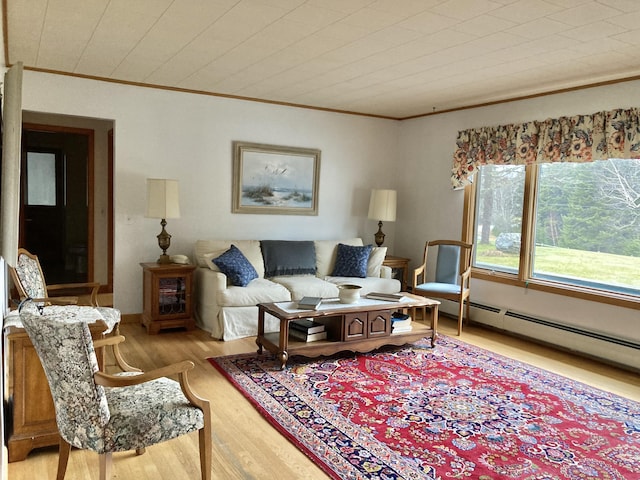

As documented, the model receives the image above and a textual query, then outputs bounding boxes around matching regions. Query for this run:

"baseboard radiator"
[454,301,640,369]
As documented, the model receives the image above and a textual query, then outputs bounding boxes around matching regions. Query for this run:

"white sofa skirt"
[219,306,281,342]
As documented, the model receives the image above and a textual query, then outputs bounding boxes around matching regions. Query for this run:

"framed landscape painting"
[232,141,321,215]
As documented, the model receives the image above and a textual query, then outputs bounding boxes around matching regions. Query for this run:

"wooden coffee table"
[256,293,440,369]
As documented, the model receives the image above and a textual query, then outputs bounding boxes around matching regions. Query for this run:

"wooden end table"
[383,255,410,291]
[256,293,439,369]
[140,262,196,334]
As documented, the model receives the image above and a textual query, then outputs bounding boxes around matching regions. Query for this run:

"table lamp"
[368,189,397,247]
[146,178,180,264]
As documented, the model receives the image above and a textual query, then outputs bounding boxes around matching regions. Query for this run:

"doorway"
[20,124,94,285]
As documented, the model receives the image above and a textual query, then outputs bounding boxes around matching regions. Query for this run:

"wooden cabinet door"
[343,310,391,341]
[8,334,58,462]
[344,313,366,341]
[368,311,391,337]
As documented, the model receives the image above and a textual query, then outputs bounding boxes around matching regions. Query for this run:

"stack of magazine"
[289,318,327,342]
[366,292,406,302]
[391,312,412,333]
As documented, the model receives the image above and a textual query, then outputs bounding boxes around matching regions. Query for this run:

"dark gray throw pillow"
[261,240,316,277]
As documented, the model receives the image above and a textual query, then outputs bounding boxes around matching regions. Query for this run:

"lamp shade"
[145,179,180,219]
[368,189,396,222]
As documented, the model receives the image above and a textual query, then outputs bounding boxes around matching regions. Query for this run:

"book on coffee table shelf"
[366,292,406,302]
[297,296,323,310]
[289,328,328,342]
[391,312,412,333]
[290,318,325,334]
[391,325,413,334]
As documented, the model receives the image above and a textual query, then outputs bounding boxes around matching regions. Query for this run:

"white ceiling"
[5,0,640,119]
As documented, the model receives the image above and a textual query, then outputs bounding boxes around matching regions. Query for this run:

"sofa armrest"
[196,267,228,291]
[194,268,229,338]
[379,265,392,279]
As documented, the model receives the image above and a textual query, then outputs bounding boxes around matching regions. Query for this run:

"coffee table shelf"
[256,293,439,369]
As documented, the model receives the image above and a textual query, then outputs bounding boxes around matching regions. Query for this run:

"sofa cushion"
[196,240,265,278]
[212,245,259,287]
[202,252,219,270]
[314,238,363,277]
[261,240,316,277]
[218,278,291,307]
[270,275,340,301]
[331,244,373,278]
[367,246,387,277]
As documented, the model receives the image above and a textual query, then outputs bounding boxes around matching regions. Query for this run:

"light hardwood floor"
[8,316,640,480]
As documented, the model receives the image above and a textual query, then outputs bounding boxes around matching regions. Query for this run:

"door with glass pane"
[20,127,90,285]
[22,149,67,276]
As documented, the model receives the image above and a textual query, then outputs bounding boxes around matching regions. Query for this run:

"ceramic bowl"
[338,284,362,304]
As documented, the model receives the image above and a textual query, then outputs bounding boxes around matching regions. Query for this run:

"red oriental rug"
[208,336,640,479]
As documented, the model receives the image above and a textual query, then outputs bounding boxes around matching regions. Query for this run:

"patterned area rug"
[208,336,640,479]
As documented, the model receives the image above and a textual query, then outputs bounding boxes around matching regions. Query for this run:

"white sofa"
[193,238,401,340]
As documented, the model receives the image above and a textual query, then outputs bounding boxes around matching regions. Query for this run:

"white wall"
[397,79,640,354]
[21,71,400,314]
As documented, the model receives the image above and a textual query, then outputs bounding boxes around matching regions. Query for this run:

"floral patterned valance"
[451,107,640,188]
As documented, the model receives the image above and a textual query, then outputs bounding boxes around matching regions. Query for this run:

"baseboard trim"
[121,313,141,324]
[464,317,640,375]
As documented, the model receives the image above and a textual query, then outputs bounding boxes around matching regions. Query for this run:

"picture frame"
[232,141,321,215]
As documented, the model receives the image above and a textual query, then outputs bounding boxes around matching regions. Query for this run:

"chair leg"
[56,438,71,480]
[199,423,212,480]
[136,447,146,455]
[465,297,470,327]
[99,452,113,480]
[457,300,464,336]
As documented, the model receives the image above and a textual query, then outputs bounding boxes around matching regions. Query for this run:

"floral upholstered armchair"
[19,306,212,480]
[10,248,101,306]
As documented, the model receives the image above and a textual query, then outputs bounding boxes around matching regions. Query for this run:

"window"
[470,159,640,304]
[473,164,524,274]
[26,151,57,206]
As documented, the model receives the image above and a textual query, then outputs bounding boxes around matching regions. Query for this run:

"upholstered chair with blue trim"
[19,307,212,480]
[10,248,101,306]
[412,240,473,335]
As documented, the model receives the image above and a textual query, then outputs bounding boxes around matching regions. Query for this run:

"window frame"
[462,163,640,311]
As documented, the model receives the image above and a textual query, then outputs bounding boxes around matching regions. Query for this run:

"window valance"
[451,107,640,188]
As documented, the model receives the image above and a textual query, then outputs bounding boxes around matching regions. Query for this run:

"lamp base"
[157,254,171,264]
[156,218,172,264]
[374,221,386,247]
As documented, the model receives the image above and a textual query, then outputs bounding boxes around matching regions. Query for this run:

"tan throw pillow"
[314,238,363,277]
[202,251,225,272]
[367,246,387,277]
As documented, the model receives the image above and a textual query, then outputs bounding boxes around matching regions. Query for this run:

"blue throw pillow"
[212,245,258,287]
[331,244,373,278]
